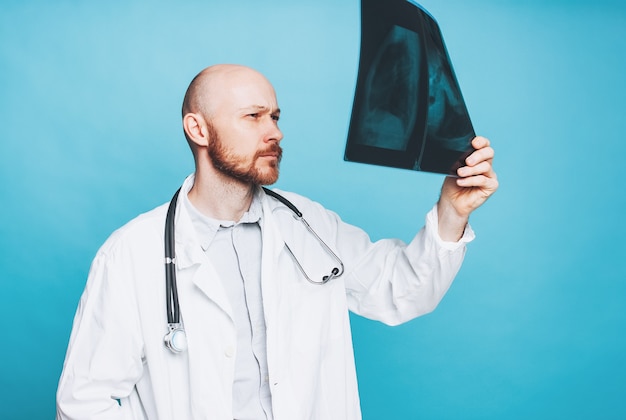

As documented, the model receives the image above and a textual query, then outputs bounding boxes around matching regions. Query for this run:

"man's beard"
[208,125,282,186]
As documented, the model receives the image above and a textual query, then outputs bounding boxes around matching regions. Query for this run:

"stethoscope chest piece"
[164,324,188,353]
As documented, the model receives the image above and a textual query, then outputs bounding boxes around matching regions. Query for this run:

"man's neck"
[188,172,256,222]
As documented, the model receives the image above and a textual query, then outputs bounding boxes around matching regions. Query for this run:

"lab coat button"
[224,346,235,358]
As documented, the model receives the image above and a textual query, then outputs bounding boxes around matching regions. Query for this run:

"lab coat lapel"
[260,196,286,331]
[173,180,234,322]
[260,192,302,418]
[173,181,235,417]
[261,193,295,419]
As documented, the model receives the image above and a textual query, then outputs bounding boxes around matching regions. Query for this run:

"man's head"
[182,64,283,186]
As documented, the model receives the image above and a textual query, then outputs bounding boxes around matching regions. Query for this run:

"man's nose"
[265,119,283,143]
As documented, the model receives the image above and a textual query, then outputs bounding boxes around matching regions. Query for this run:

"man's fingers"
[457,161,492,178]
[472,136,490,149]
[466,145,495,167]
[456,173,499,192]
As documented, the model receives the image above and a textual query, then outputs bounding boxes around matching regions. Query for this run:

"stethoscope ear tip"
[322,267,342,283]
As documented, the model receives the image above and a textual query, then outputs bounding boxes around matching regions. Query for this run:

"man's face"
[206,70,284,186]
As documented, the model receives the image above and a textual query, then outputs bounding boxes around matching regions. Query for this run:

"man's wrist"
[437,199,469,242]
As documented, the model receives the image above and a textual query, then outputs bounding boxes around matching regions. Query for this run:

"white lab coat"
[56,174,473,419]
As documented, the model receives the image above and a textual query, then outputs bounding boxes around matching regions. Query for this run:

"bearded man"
[56,64,498,419]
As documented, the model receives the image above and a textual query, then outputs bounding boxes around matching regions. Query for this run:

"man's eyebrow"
[241,105,281,115]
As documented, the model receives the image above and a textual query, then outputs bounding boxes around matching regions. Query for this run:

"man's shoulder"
[97,202,169,257]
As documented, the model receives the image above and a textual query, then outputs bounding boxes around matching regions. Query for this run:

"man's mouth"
[258,144,283,161]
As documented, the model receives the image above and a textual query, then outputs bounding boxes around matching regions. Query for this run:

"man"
[57,64,497,419]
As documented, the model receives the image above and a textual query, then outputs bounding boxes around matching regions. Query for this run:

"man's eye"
[272,115,280,122]
[248,113,259,118]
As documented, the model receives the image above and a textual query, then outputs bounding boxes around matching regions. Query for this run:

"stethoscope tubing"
[164,188,182,325]
[163,185,344,353]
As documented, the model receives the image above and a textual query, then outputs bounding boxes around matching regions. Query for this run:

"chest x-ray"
[344,0,475,176]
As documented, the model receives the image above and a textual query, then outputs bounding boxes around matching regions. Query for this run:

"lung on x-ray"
[344,0,475,175]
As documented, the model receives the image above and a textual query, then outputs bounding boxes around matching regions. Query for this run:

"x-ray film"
[344,0,475,175]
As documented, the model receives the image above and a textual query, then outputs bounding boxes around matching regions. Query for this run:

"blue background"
[1,0,625,418]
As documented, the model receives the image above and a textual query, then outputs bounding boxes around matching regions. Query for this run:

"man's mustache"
[257,143,283,162]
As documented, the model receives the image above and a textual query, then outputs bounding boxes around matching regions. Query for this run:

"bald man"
[57,64,497,419]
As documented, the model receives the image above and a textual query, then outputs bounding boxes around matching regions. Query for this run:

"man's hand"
[437,136,498,241]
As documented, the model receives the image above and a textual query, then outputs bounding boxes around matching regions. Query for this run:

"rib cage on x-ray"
[357,26,421,152]
[345,0,475,175]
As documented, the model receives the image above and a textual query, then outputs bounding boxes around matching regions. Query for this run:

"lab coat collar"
[172,174,206,270]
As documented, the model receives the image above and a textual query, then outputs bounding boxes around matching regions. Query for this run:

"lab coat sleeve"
[340,204,474,325]
[56,236,145,419]
[273,189,474,326]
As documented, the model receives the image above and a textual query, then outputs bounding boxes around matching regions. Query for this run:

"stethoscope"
[163,186,345,353]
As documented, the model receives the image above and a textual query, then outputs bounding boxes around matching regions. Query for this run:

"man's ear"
[183,113,210,148]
